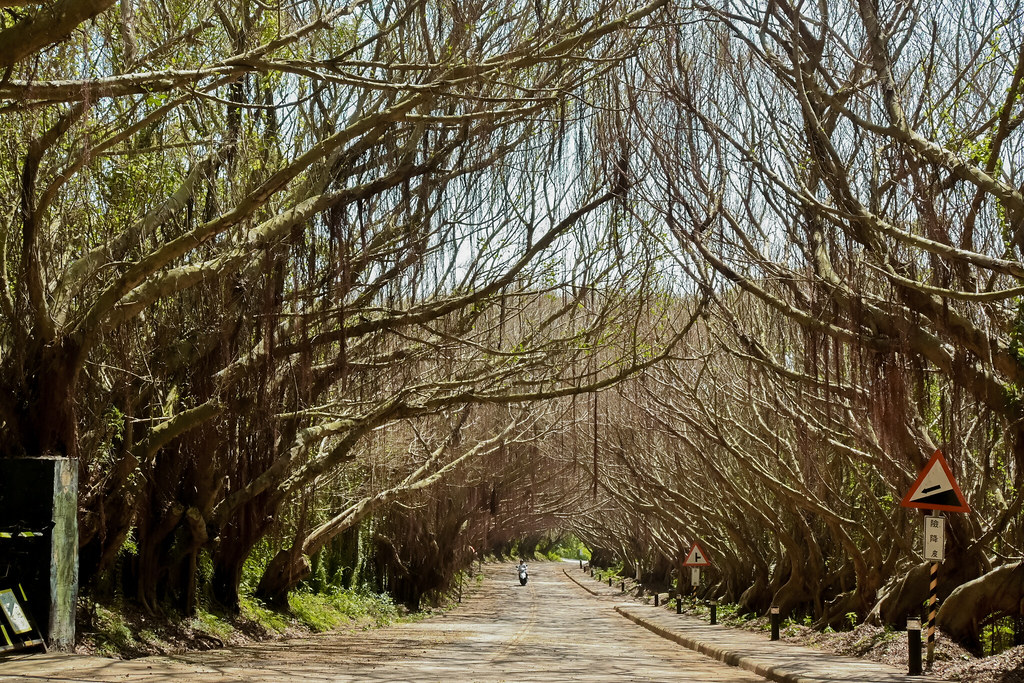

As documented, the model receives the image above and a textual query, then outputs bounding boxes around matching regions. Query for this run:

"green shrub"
[89,603,137,657]
[240,539,276,594]
[191,609,233,640]
[288,587,398,632]
[239,594,292,633]
[547,534,591,561]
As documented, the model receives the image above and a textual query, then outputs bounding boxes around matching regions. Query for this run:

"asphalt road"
[1,562,768,682]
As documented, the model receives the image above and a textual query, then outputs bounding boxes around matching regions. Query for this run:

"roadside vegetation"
[79,558,404,658]
[544,536,592,562]
[79,587,401,659]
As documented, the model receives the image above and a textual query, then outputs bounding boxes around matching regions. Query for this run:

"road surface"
[2,562,767,682]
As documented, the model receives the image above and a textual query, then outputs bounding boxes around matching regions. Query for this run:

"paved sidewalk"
[563,567,944,683]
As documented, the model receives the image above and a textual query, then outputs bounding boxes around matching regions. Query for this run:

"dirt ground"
[1,562,768,682]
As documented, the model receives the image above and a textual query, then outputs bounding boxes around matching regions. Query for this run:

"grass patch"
[288,587,398,632]
[591,564,623,583]
[78,584,401,659]
[88,603,139,657]
[238,594,293,633]
[191,609,234,640]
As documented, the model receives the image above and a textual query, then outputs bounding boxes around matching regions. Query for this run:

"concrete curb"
[561,566,601,595]
[615,605,796,683]
[613,604,938,683]
[560,567,936,683]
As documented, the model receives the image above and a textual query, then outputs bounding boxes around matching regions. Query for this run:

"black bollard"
[621,581,625,593]
[677,593,682,614]
[654,593,660,607]
[908,618,922,675]
[579,558,583,569]
[710,601,717,625]
[770,607,780,641]
[608,577,612,587]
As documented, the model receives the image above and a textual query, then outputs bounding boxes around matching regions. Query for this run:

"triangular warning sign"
[900,449,970,513]
[682,541,711,567]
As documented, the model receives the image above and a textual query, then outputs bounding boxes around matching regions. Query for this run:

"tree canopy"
[3,0,1024,653]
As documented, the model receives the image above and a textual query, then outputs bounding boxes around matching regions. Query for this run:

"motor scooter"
[517,563,528,585]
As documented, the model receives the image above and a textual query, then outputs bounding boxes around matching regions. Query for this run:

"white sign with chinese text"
[0,589,31,634]
[923,515,945,561]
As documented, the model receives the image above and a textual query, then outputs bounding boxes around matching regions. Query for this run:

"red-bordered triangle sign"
[683,541,711,567]
[900,449,970,513]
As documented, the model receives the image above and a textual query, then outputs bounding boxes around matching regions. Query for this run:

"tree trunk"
[135,502,184,613]
[869,561,930,628]
[255,548,310,607]
[739,573,770,614]
[10,339,83,458]
[938,561,1024,654]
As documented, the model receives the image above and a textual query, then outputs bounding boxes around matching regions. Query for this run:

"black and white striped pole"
[924,514,943,670]
[928,561,938,666]
[899,449,972,673]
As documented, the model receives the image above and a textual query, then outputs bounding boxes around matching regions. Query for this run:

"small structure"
[0,456,78,651]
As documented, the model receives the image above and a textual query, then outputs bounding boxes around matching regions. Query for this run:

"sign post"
[900,449,970,671]
[682,541,711,607]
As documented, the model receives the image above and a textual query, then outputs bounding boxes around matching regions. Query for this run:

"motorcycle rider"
[517,558,528,584]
